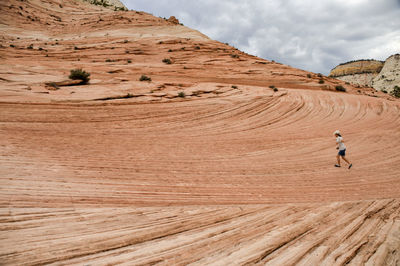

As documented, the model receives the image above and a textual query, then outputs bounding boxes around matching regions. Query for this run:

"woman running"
[334,130,352,169]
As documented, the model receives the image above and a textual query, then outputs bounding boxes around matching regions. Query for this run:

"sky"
[121,0,400,74]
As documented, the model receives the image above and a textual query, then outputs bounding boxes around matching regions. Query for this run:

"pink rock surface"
[0,0,399,264]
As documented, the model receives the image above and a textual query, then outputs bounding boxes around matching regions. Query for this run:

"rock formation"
[167,15,180,25]
[1,0,399,265]
[372,54,400,93]
[330,55,400,94]
[329,59,384,87]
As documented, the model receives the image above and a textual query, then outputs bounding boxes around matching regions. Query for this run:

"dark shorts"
[338,149,346,156]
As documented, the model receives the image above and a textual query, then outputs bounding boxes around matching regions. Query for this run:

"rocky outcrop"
[372,54,400,93]
[330,55,400,93]
[329,59,384,87]
[167,16,180,25]
[330,59,384,77]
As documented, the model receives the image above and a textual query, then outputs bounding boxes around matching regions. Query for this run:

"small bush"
[392,86,400,98]
[162,58,172,64]
[231,85,238,89]
[273,87,278,92]
[269,85,276,89]
[27,44,33,49]
[139,75,151,82]
[317,73,323,78]
[114,6,127,11]
[127,60,132,63]
[319,79,324,84]
[124,40,129,43]
[335,85,346,92]
[168,49,173,52]
[178,91,185,98]
[69,68,90,84]
[195,46,201,50]
[382,89,387,94]
[230,54,239,58]
[10,44,15,48]
[307,74,312,78]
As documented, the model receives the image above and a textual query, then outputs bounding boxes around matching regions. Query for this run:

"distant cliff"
[329,55,400,94]
[371,54,400,93]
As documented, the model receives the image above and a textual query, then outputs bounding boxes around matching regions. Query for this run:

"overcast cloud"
[121,0,400,74]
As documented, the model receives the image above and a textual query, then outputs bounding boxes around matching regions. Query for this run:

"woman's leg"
[336,154,341,166]
[342,156,351,165]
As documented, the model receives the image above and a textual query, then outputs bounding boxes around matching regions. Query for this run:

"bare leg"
[342,156,351,165]
[336,155,341,166]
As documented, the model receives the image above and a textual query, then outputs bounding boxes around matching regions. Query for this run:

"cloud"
[121,0,400,74]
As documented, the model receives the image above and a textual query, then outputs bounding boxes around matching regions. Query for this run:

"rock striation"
[330,55,400,93]
[1,0,399,265]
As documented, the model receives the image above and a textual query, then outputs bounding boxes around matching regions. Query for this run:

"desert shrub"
[91,0,109,7]
[335,85,346,92]
[10,44,15,48]
[392,86,400,98]
[230,54,239,58]
[317,73,323,78]
[27,44,33,49]
[273,87,278,92]
[127,60,132,63]
[232,85,238,89]
[307,74,312,78]
[168,49,173,52]
[124,40,129,43]
[195,46,201,50]
[69,68,90,84]
[178,91,185,98]
[139,75,151,82]
[269,85,276,89]
[114,6,127,11]
[382,89,387,94]
[319,79,324,84]
[162,58,172,64]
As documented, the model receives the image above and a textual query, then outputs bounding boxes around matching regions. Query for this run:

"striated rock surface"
[1,0,399,265]
[372,54,400,93]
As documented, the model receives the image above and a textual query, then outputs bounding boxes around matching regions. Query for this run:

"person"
[334,130,352,169]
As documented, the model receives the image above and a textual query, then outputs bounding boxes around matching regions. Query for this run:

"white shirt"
[336,136,346,151]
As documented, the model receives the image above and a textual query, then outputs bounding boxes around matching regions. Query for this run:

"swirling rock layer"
[0,0,399,265]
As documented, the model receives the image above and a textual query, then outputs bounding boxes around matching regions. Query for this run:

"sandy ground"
[0,0,399,265]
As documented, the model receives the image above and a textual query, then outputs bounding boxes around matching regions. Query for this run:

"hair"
[336,133,342,137]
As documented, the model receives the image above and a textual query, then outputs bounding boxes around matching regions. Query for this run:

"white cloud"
[121,0,400,74]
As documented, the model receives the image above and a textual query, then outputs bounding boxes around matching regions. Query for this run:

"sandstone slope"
[1,0,400,265]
